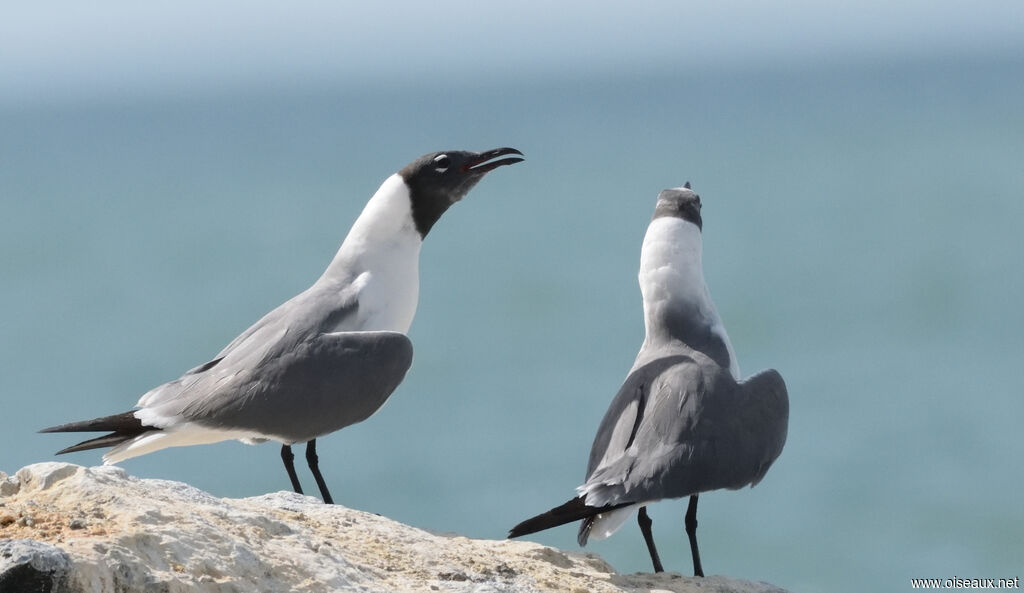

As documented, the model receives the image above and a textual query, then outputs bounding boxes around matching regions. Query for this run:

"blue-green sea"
[3,55,1022,591]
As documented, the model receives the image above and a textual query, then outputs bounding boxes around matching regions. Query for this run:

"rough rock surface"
[1,463,788,593]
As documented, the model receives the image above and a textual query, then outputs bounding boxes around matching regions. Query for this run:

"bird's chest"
[351,255,420,334]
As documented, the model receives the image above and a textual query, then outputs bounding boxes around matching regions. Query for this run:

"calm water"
[2,56,1022,591]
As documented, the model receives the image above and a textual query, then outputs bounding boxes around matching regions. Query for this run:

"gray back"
[582,345,788,507]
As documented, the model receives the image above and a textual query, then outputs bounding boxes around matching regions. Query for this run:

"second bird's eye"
[433,154,450,173]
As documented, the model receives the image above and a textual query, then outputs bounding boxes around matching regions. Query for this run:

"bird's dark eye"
[433,154,450,173]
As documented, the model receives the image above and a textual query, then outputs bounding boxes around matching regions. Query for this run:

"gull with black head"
[41,147,524,504]
[509,182,788,576]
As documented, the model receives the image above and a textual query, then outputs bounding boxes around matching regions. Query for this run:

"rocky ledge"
[1,463,787,593]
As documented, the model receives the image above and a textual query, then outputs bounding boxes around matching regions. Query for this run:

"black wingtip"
[39,411,143,434]
[40,411,153,455]
[508,496,631,539]
[52,433,135,455]
[509,496,586,538]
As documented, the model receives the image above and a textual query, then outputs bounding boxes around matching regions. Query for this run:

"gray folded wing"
[177,330,414,443]
[131,281,406,443]
[581,352,789,507]
[584,354,693,480]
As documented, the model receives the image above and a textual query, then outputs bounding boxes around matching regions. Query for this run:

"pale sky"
[3,0,1022,102]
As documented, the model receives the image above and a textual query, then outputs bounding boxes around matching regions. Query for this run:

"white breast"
[321,174,424,334]
[350,252,420,333]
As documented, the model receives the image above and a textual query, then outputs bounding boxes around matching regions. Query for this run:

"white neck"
[319,174,423,333]
[638,217,740,378]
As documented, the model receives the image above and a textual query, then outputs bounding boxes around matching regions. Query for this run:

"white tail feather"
[103,424,273,464]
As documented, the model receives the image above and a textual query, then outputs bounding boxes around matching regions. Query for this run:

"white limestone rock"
[0,463,789,593]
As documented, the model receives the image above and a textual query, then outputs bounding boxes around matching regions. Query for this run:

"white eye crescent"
[433,154,450,173]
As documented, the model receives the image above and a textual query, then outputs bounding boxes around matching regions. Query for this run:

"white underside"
[587,503,643,541]
[103,422,278,465]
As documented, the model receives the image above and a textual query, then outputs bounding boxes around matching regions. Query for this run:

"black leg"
[637,506,664,573]
[305,439,334,504]
[685,495,704,577]
[281,444,303,494]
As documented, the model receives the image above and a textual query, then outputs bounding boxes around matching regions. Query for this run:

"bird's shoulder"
[740,368,788,405]
[213,282,358,360]
[735,367,790,447]
[307,330,413,368]
[626,346,731,409]
[135,283,359,410]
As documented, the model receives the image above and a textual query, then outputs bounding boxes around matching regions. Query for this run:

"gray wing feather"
[137,283,357,411]
[180,331,413,442]
[581,352,789,507]
[734,368,789,486]
[215,284,358,365]
[585,355,691,478]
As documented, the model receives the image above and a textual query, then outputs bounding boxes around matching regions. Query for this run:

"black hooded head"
[398,147,524,237]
